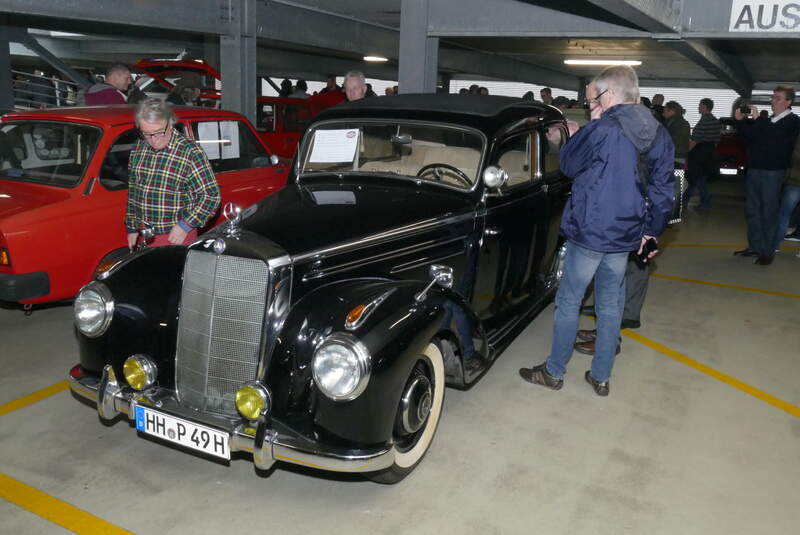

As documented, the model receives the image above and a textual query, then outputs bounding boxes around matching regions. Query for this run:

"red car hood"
[0,181,71,221]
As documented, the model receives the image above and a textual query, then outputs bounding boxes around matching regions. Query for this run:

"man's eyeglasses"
[138,126,170,140]
[586,89,608,106]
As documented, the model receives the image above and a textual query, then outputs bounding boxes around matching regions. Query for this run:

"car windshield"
[300,121,484,189]
[0,121,102,187]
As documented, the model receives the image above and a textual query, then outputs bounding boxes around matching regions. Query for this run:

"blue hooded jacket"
[558,103,675,253]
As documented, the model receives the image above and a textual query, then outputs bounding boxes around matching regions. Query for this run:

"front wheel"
[366,340,446,484]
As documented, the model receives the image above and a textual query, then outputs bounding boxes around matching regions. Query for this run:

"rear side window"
[99,129,138,191]
[191,120,271,173]
[0,121,101,187]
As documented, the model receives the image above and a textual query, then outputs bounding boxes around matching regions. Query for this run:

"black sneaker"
[519,363,563,390]
[620,319,641,329]
[784,232,800,242]
[585,371,610,396]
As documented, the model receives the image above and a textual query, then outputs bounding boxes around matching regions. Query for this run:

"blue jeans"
[774,184,800,249]
[744,169,785,256]
[545,241,628,383]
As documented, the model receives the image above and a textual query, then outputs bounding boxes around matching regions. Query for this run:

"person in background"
[640,96,652,109]
[734,85,800,265]
[519,66,674,397]
[773,135,800,251]
[387,86,396,96]
[85,64,131,105]
[540,87,553,105]
[651,93,665,123]
[278,78,293,97]
[468,84,480,95]
[683,98,722,210]
[552,95,580,136]
[343,71,367,101]
[458,87,469,95]
[522,90,534,101]
[319,74,340,94]
[290,79,310,99]
[365,83,378,98]
[479,86,489,96]
[126,98,219,249]
[662,100,690,167]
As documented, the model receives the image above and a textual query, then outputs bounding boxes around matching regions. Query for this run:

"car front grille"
[175,250,269,416]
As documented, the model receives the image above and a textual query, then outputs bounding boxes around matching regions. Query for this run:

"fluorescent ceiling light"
[564,59,642,66]
[363,55,388,62]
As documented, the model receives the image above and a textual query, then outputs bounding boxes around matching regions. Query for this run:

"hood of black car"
[240,175,477,256]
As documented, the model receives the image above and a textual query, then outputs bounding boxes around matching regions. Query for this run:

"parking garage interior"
[1,1,799,534]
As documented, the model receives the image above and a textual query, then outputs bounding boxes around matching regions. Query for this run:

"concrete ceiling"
[3,0,800,94]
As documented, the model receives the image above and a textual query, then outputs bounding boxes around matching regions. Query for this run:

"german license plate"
[133,404,230,460]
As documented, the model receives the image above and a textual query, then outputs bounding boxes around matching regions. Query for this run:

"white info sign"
[309,129,360,163]
[729,1,800,31]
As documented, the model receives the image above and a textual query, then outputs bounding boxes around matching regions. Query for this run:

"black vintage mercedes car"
[69,94,571,483]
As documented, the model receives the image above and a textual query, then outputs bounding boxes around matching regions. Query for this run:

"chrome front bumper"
[69,365,395,474]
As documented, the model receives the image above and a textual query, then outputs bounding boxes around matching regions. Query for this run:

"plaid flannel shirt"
[125,130,220,235]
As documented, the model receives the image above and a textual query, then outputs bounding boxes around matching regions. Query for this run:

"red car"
[0,105,288,305]
[133,58,344,158]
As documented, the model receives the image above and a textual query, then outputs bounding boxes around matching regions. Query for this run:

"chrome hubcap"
[399,375,432,434]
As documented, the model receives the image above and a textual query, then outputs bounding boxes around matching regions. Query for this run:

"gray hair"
[593,65,639,104]
[344,70,366,85]
[134,97,176,126]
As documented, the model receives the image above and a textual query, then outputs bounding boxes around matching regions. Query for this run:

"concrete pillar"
[399,0,438,94]
[0,26,13,110]
[220,0,256,124]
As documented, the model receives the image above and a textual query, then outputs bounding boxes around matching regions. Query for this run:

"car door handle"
[484,227,502,237]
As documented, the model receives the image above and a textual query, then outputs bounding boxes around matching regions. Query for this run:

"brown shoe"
[585,370,610,396]
[574,339,621,356]
[518,363,563,390]
[576,329,596,342]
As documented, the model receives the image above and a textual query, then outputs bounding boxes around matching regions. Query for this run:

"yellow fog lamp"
[235,382,271,420]
[122,355,157,391]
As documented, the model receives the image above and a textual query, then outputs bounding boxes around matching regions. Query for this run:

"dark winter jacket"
[736,111,800,170]
[559,103,675,253]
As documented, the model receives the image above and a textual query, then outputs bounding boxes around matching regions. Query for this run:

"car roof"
[2,105,247,126]
[315,94,564,135]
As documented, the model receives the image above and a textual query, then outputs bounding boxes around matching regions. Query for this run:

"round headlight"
[235,382,271,420]
[312,333,371,401]
[123,355,157,391]
[74,282,114,337]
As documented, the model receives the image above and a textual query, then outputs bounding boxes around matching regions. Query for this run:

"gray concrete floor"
[2,181,799,535]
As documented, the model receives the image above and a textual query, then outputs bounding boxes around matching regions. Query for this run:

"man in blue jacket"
[519,66,675,396]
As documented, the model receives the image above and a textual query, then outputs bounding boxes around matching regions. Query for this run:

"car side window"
[257,104,275,132]
[99,129,138,191]
[494,133,533,188]
[544,124,567,177]
[192,120,270,174]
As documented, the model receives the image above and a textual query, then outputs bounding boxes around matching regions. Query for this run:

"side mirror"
[415,264,454,302]
[483,166,508,189]
[270,154,280,166]
[430,264,454,289]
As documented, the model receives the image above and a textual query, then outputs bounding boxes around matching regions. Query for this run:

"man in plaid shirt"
[126,98,220,249]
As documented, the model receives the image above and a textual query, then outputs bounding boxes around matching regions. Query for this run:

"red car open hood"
[0,181,71,221]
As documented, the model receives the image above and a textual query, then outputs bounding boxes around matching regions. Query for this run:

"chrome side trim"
[294,212,475,264]
[345,288,395,331]
[68,373,394,474]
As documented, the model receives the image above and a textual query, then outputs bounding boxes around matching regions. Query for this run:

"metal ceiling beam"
[8,28,92,87]
[439,47,578,89]
[588,0,752,95]
[427,0,648,37]
[0,0,225,35]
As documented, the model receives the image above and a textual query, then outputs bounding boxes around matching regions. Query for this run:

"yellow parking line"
[663,243,799,250]
[623,330,800,419]
[0,472,134,535]
[650,273,800,300]
[0,381,69,417]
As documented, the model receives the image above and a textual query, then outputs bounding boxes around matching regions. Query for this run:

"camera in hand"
[633,238,658,268]
[739,105,752,115]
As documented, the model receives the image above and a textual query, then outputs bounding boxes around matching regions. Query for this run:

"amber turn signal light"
[0,248,9,266]
[345,304,366,325]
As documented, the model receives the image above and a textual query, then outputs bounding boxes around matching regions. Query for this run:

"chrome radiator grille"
[175,250,269,416]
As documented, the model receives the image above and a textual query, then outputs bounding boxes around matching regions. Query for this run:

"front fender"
[76,246,187,389]
[265,278,486,447]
